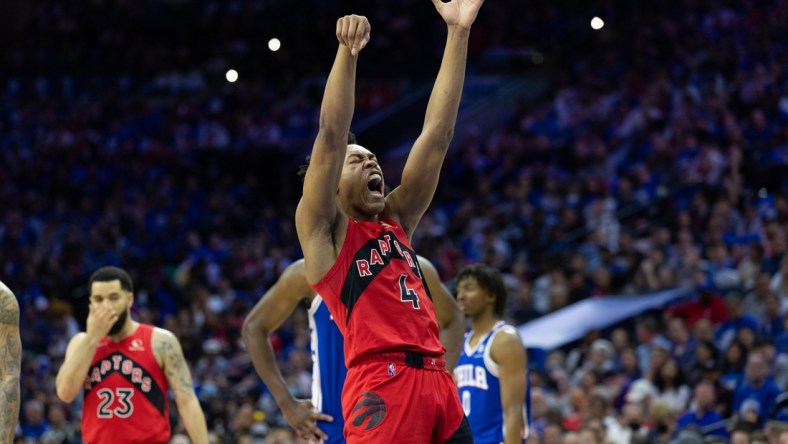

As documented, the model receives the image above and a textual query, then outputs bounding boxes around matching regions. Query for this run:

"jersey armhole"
[308,295,323,315]
[483,325,518,378]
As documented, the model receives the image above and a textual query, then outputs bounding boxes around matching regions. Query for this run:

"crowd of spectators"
[3,0,788,442]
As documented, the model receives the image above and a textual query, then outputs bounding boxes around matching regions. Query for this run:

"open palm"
[432,0,485,29]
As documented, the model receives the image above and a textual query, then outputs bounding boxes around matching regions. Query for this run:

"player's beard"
[108,307,129,336]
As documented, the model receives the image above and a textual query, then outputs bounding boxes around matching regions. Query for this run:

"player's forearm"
[503,408,525,444]
[439,310,464,371]
[318,45,357,138]
[177,395,209,444]
[421,25,470,143]
[0,374,20,443]
[242,326,294,407]
[56,337,100,402]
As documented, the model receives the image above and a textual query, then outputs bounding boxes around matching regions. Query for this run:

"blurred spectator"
[750,431,769,444]
[730,421,757,444]
[738,244,765,291]
[718,296,759,350]
[571,339,614,386]
[733,354,782,426]
[667,317,698,376]
[759,293,785,341]
[668,286,728,329]
[765,421,788,444]
[21,400,51,440]
[653,358,691,414]
[676,381,728,438]
[769,256,788,308]
[635,317,670,372]
[645,402,675,443]
[743,273,772,320]
[605,402,648,444]
[542,422,565,444]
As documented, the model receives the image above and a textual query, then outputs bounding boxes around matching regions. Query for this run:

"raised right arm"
[241,260,331,441]
[0,281,20,444]
[296,15,370,284]
[56,304,118,402]
[55,333,95,402]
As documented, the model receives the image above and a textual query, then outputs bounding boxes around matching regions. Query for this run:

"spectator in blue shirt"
[717,295,759,351]
[635,317,670,372]
[21,399,51,440]
[758,293,784,341]
[677,381,728,438]
[733,353,782,426]
[776,315,788,355]
[721,339,748,393]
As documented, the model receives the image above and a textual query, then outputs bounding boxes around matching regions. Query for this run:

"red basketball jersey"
[82,323,170,444]
[311,218,445,368]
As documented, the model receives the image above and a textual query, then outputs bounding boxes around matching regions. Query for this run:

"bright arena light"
[225,69,239,83]
[268,38,281,52]
[591,16,605,30]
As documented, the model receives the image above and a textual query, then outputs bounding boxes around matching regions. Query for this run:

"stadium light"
[591,16,605,30]
[226,69,239,83]
[268,38,281,52]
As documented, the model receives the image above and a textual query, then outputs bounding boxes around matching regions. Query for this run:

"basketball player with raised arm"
[455,264,529,444]
[242,253,464,443]
[0,280,21,444]
[55,266,208,444]
[295,1,484,442]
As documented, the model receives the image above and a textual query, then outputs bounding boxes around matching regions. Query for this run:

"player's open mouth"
[367,173,383,196]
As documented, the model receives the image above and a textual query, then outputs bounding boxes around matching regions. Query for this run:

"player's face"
[455,276,494,318]
[338,145,385,217]
[90,280,132,334]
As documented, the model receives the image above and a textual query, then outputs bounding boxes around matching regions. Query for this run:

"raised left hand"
[431,0,486,30]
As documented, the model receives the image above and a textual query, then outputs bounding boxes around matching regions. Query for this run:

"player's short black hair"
[89,266,134,293]
[456,263,507,317]
[298,132,357,181]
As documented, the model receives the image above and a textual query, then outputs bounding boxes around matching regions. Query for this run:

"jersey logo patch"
[129,339,145,352]
[351,392,386,430]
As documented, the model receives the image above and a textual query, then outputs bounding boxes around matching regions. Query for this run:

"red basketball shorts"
[341,352,470,444]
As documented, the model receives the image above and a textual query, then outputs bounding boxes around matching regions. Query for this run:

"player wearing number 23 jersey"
[82,323,170,443]
[55,266,208,444]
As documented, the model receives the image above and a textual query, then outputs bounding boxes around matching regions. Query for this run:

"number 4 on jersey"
[398,274,420,309]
